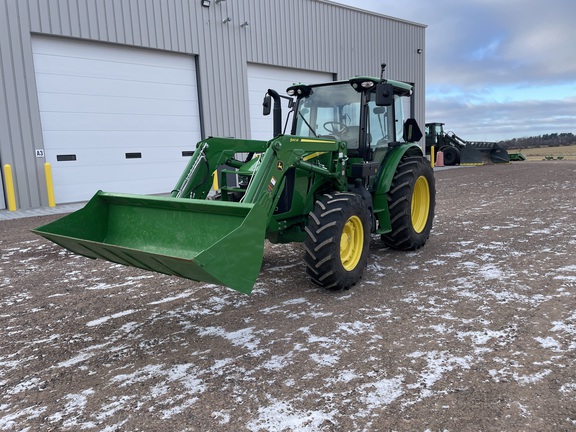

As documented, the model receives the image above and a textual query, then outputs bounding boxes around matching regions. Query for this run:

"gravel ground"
[1,160,576,431]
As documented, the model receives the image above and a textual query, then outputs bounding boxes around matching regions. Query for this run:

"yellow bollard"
[430,145,435,168]
[44,162,56,207]
[3,164,17,211]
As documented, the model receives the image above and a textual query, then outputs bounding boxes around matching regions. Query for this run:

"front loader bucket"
[461,144,510,165]
[459,146,485,166]
[460,142,510,165]
[489,147,511,164]
[33,192,268,294]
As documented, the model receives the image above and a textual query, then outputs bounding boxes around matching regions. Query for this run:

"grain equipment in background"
[425,122,510,165]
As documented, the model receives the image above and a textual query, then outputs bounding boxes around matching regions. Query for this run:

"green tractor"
[34,68,435,295]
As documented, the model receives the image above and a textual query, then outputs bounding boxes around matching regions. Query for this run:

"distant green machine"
[508,151,527,161]
[34,66,435,295]
[425,122,510,165]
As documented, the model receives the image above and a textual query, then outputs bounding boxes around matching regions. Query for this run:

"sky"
[333,0,576,141]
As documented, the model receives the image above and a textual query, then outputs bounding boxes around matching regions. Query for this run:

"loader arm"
[241,137,345,223]
[171,137,268,200]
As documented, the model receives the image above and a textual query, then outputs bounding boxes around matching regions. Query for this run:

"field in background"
[509,144,576,161]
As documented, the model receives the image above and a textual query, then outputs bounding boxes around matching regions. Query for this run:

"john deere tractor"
[34,67,435,295]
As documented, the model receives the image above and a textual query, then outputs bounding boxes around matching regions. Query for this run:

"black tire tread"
[304,192,370,291]
[381,155,435,251]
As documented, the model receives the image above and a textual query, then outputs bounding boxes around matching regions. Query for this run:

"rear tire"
[381,155,435,250]
[304,193,370,291]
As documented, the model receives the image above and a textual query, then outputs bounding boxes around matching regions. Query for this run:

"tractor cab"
[425,122,445,155]
[286,78,417,164]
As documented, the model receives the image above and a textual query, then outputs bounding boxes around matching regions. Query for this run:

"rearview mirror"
[403,118,423,142]
[263,94,271,116]
[375,83,394,106]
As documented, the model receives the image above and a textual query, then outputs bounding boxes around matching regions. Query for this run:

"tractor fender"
[372,143,424,234]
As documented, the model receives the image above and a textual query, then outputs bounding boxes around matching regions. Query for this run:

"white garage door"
[32,36,202,204]
[247,64,333,141]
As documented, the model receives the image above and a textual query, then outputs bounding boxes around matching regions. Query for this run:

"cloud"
[427,95,576,141]
[333,0,576,139]
[420,1,576,87]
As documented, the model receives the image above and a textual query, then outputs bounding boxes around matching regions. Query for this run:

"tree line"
[498,133,576,149]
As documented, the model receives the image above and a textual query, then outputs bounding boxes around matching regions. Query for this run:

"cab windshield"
[293,82,399,153]
[294,83,360,139]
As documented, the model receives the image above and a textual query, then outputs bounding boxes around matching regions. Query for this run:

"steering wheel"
[323,121,349,135]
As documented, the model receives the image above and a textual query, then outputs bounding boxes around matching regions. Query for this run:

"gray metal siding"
[1,0,46,209]
[0,0,425,209]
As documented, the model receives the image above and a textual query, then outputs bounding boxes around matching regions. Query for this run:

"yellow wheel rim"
[411,175,430,233]
[340,215,364,271]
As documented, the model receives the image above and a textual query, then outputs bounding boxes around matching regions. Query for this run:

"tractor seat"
[342,126,361,154]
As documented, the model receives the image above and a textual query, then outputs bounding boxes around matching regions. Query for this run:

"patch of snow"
[161,397,199,419]
[47,389,94,427]
[246,398,336,432]
[327,369,358,384]
[457,329,508,346]
[560,383,576,394]
[478,264,504,280]
[282,298,308,306]
[310,353,340,366]
[86,281,136,290]
[195,326,263,353]
[534,336,562,351]
[86,309,140,327]
[0,405,47,429]
[337,321,375,335]
[94,396,133,420]
[212,410,231,425]
[110,364,165,386]
[5,378,43,395]
[356,376,404,417]
[406,350,472,397]
[147,291,194,305]
[262,353,294,371]
[513,369,552,385]
[54,342,110,368]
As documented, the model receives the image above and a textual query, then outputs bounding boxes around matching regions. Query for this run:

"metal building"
[0,0,425,210]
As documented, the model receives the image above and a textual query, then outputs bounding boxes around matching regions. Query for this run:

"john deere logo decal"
[276,161,284,171]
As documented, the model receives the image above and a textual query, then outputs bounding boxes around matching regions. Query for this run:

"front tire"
[441,145,460,165]
[304,193,370,291]
[381,155,435,250]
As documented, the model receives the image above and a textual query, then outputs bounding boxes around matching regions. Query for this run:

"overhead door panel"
[32,36,202,204]
[247,64,333,141]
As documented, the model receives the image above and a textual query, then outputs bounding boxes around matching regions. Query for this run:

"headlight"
[286,84,312,98]
[361,81,375,88]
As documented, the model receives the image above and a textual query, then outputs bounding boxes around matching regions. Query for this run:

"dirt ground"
[1,161,576,431]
